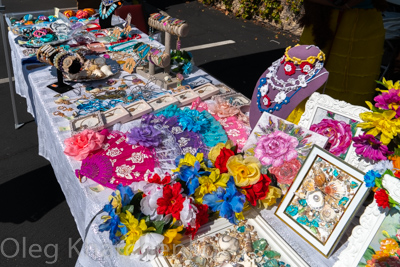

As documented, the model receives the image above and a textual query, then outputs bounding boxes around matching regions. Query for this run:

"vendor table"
[8,23,362,267]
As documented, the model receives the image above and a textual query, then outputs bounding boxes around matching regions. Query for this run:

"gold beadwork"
[284,45,325,65]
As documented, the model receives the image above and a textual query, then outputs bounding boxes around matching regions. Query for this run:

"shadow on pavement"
[198,48,286,99]
[0,164,65,223]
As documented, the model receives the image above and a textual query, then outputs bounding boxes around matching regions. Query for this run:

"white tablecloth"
[8,28,361,266]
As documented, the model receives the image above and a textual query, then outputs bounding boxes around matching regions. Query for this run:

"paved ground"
[0,0,294,266]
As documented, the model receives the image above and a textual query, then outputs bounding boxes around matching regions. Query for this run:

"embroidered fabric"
[191,98,251,151]
[76,131,156,189]
[156,105,228,147]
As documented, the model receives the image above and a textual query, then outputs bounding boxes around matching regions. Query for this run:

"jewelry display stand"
[47,69,73,94]
[100,14,113,29]
[137,13,189,90]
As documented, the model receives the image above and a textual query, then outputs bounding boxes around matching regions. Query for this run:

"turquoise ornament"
[23,14,33,22]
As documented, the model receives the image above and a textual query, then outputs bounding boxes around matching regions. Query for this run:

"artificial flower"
[207,96,240,118]
[374,89,400,112]
[119,211,155,256]
[194,170,230,203]
[379,77,400,92]
[371,160,394,175]
[99,209,125,245]
[226,155,261,187]
[131,233,164,261]
[274,91,287,104]
[353,133,393,161]
[375,189,390,209]
[178,108,211,133]
[283,61,296,76]
[358,110,400,145]
[254,131,298,167]
[215,147,235,173]
[208,140,235,163]
[380,238,399,255]
[147,173,171,185]
[140,183,164,221]
[179,198,197,228]
[242,174,271,206]
[157,183,185,220]
[260,186,282,208]
[185,203,209,239]
[126,125,163,147]
[310,119,352,156]
[364,170,381,188]
[64,129,106,161]
[203,177,246,224]
[163,225,184,255]
[105,184,134,215]
[262,95,271,107]
[300,62,313,74]
[389,155,400,178]
[269,158,301,185]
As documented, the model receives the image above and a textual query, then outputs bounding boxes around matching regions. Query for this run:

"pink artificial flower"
[374,89,400,114]
[352,133,393,161]
[254,131,298,167]
[310,119,352,156]
[64,129,107,161]
[207,96,240,118]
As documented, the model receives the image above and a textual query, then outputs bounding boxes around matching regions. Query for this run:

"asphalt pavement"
[0,0,294,266]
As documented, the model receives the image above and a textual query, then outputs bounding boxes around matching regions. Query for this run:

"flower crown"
[283,44,325,65]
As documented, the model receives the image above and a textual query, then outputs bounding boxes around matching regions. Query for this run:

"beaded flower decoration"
[257,45,326,114]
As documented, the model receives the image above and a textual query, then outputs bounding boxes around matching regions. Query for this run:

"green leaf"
[394,147,400,156]
[362,246,376,262]
[383,169,395,177]
[129,192,143,217]
[375,177,383,189]
[152,220,166,234]
[122,205,134,214]
[358,263,367,267]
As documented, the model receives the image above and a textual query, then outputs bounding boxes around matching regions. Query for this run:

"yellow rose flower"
[208,140,235,163]
[163,225,184,255]
[358,110,400,145]
[226,155,261,187]
[194,170,230,203]
[260,186,282,208]
[380,238,399,255]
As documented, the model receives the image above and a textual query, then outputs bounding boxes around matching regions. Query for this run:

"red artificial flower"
[300,62,313,74]
[283,62,296,76]
[157,183,185,219]
[148,173,171,185]
[185,203,209,239]
[262,95,271,107]
[242,174,271,206]
[375,189,390,209]
[280,56,286,64]
[215,148,235,173]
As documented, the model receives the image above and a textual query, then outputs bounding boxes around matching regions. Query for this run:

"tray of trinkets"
[152,208,308,267]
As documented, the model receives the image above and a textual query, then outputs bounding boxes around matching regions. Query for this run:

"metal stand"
[0,0,24,129]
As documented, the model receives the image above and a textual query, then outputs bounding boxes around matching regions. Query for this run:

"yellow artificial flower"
[208,140,235,163]
[358,110,400,145]
[226,155,261,187]
[235,212,245,222]
[119,211,155,255]
[163,225,184,255]
[260,186,282,208]
[380,238,399,255]
[194,170,230,203]
[379,77,400,92]
[108,190,123,214]
[173,152,204,171]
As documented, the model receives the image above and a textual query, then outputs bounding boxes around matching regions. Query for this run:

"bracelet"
[40,34,55,43]
[86,23,101,32]
[33,29,47,38]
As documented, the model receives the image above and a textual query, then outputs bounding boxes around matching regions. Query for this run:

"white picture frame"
[298,92,370,172]
[334,174,400,267]
[275,145,369,258]
[152,208,308,267]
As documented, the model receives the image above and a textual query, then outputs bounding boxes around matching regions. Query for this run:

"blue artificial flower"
[285,205,298,216]
[183,61,193,75]
[99,209,125,245]
[364,170,381,188]
[203,177,246,224]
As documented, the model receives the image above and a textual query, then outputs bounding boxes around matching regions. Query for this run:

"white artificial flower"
[140,183,164,220]
[274,91,287,104]
[132,233,164,261]
[370,160,394,175]
[180,197,197,228]
[260,85,269,96]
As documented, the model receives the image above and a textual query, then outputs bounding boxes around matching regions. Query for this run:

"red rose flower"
[269,158,301,185]
[185,203,209,239]
[283,62,296,76]
[300,62,313,74]
[243,174,271,206]
[375,189,390,209]
[157,183,185,219]
[215,148,235,173]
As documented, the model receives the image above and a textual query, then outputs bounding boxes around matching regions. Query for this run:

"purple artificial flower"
[352,133,393,161]
[126,125,163,147]
[374,89,400,112]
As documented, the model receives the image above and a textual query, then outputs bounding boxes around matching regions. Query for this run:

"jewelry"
[284,45,325,65]
[99,1,118,20]
[108,40,138,52]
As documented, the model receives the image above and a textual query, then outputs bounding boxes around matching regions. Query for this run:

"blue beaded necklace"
[99,2,118,20]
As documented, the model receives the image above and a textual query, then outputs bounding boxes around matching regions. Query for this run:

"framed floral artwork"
[152,208,309,267]
[334,174,400,267]
[242,112,328,194]
[298,92,370,171]
[275,145,369,257]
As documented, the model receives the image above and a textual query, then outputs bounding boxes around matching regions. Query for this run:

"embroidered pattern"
[126,152,149,163]
[115,164,136,179]
[106,147,122,157]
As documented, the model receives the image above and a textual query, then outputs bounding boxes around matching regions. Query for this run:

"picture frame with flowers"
[298,92,370,172]
[275,145,370,257]
[334,174,400,267]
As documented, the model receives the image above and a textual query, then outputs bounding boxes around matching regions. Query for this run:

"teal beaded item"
[99,2,118,19]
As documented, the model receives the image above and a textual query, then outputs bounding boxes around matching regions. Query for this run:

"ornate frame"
[334,174,400,266]
[298,92,370,171]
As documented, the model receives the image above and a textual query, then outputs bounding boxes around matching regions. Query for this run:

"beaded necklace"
[99,1,118,20]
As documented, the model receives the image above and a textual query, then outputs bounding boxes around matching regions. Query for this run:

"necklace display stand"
[47,69,73,94]
[137,12,189,90]
[99,1,121,29]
